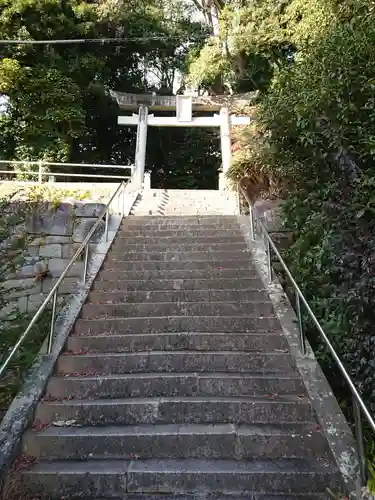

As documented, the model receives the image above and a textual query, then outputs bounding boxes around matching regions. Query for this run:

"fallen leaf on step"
[52,419,80,427]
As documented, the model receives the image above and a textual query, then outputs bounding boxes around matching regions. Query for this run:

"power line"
[0,34,210,45]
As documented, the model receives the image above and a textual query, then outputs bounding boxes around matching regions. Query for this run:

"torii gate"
[111,92,255,190]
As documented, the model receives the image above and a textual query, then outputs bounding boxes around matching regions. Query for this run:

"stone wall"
[1,198,107,318]
[254,199,293,289]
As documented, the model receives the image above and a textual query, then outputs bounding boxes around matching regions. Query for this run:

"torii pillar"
[134,105,148,190]
[219,107,232,191]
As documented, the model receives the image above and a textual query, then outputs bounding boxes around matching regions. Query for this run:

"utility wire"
[0,34,211,45]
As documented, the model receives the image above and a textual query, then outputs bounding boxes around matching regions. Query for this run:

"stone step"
[161,210,238,216]
[120,223,241,231]
[20,494,330,500]
[101,260,255,272]
[45,373,306,400]
[116,230,244,239]
[23,423,329,460]
[127,216,238,222]
[35,396,313,425]
[74,316,280,335]
[110,243,247,253]
[80,302,276,320]
[66,332,288,353]
[97,269,259,282]
[113,236,246,245]
[88,289,269,304]
[91,278,263,292]
[56,351,295,375]
[102,251,251,262]
[22,458,339,498]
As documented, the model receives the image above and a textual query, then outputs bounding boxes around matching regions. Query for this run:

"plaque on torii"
[110,91,255,190]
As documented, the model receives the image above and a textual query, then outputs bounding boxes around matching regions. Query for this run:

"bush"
[248,0,375,424]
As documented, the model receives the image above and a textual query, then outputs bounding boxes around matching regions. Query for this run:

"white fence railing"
[0,160,134,183]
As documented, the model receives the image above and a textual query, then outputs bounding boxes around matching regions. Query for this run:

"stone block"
[62,242,95,260]
[26,246,39,258]
[39,244,62,258]
[27,293,46,313]
[3,278,42,298]
[48,258,84,278]
[0,296,29,319]
[0,301,18,320]
[73,218,105,243]
[74,202,106,218]
[24,256,40,265]
[42,277,79,295]
[29,236,72,247]
[17,296,28,313]
[17,261,48,279]
[26,203,74,236]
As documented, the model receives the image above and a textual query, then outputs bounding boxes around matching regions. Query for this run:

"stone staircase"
[20,190,341,499]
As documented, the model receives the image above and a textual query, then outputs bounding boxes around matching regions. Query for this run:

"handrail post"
[249,203,255,241]
[38,161,43,184]
[353,399,367,486]
[122,182,126,215]
[265,235,272,282]
[296,293,306,356]
[47,290,58,354]
[117,188,121,215]
[83,244,89,283]
[104,207,109,242]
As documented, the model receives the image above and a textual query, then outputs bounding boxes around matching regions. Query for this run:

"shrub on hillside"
[241,1,375,420]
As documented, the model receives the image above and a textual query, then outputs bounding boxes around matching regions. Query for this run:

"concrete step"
[91,278,263,292]
[87,289,270,304]
[73,316,281,335]
[102,251,251,262]
[20,495,332,500]
[162,210,239,216]
[101,260,255,271]
[56,351,296,375]
[45,373,306,400]
[35,396,313,425]
[66,332,288,353]
[22,458,339,498]
[120,223,241,231]
[80,302,276,320]
[113,236,246,245]
[110,243,247,253]
[23,423,329,460]
[126,216,238,223]
[116,230,244,239]
[98,268,259,281]
[84,496,331,500]
[96,269,259,282]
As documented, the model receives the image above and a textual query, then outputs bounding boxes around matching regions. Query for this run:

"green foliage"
[148,125,220,189]
[186,0,339,95]
[187,39,231,91]
[0,0,213,182]
[236,0,375,485]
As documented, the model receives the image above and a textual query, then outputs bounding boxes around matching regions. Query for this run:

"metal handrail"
[239,185,375,489]
[0,180,127,378]
[0,160,134,183]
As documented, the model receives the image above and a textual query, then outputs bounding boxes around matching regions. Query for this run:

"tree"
[0,0,209,174]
